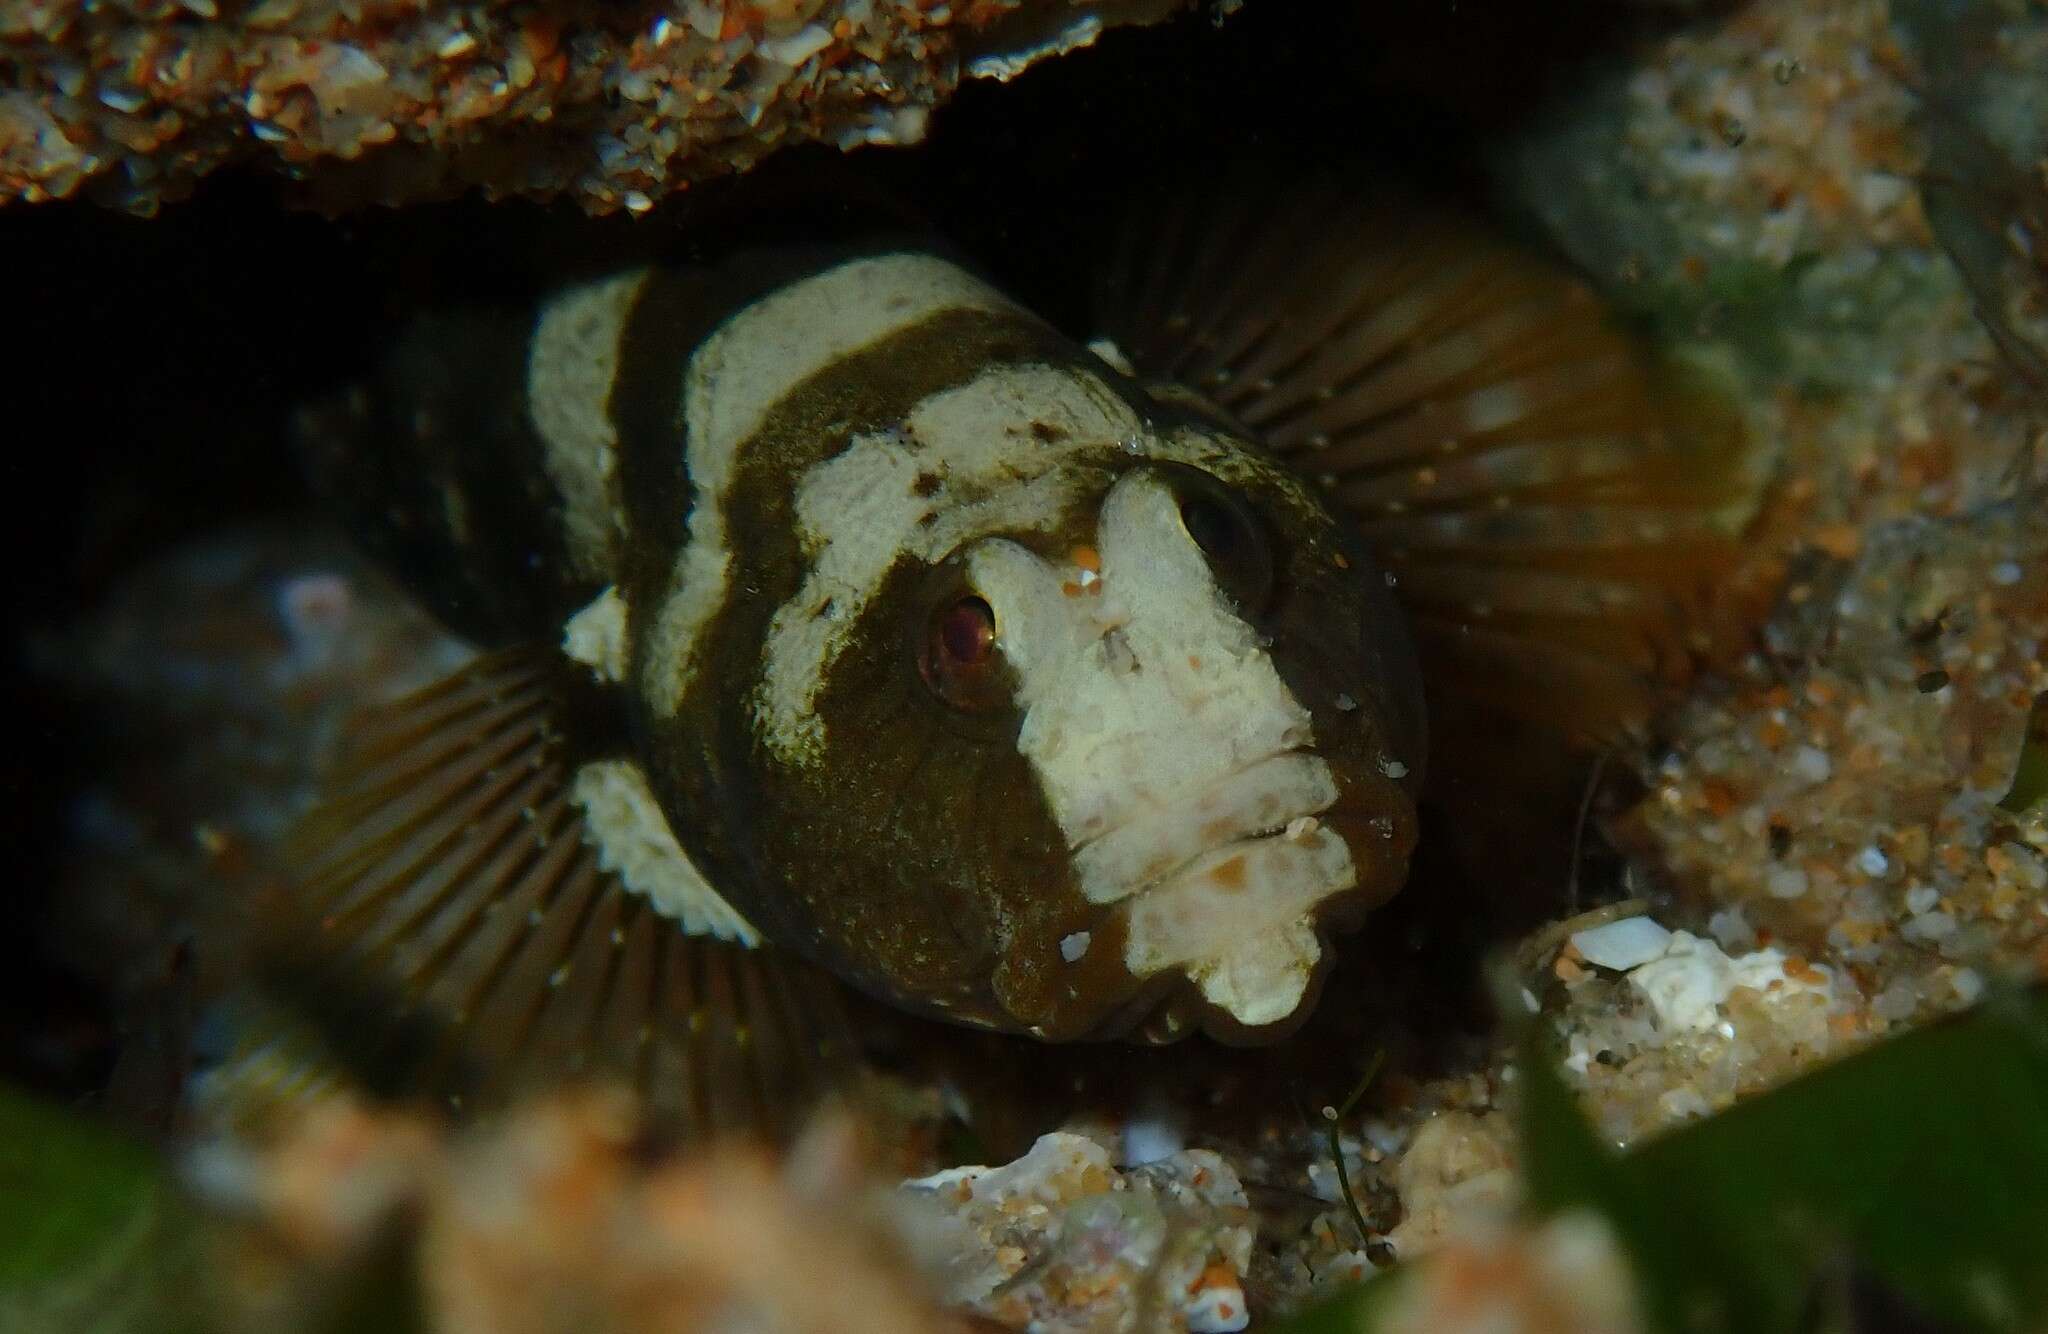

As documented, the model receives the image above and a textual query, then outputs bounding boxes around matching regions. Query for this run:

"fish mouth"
[1067,749,1372,1036]
[1069,748,1343,904]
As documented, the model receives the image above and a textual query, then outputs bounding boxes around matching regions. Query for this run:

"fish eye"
[1180,493,1246,562]
[920,592,1008,711]
[1170,472,1275,616]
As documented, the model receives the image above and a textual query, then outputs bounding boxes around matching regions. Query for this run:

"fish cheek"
[760,564,1094,1032]
[1264,506,1427,923]
[1320,519,1428,781]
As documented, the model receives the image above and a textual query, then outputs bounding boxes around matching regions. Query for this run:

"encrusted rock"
[906,1132,1258,1332]
[0,0,1184,213]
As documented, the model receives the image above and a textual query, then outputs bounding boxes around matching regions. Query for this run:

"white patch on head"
[529,270,649,581]
[569,759,759,944]
[642,254,1020,718]
[562,585,629,683]
[968,470,1355,1028]
[1122,828,1352,1027]
[754,363,1143,763]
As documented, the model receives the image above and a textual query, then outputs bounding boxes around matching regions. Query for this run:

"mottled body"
[304,240,1423,1051]
[280,178,1758,1128]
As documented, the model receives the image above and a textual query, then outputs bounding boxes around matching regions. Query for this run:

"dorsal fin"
[1097,176,1771,745]
[216,647,858,1139]
[1094,171,1779,906]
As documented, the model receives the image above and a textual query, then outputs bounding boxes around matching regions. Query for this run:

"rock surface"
[0,0,1181,213]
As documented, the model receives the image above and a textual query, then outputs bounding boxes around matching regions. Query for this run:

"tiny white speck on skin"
[1059,931,1091,962]
[1378,757,1408,779]
[1855,845,1890,878]
[1991,561,2023,586]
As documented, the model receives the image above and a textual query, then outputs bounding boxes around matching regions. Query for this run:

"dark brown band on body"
[300,305,595,645]
[631,301,1096,1022]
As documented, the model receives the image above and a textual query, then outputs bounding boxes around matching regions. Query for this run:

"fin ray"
[1329,435,1649,507]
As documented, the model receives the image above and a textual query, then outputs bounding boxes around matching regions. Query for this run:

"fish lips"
[991,755,1419,1045]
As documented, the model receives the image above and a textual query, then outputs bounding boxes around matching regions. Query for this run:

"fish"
[238,168,1761,1136]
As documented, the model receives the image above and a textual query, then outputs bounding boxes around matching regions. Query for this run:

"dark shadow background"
[1,0,1710,1105]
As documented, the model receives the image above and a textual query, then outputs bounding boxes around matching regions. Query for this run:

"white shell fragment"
[1625,931,1831,1032]
[1569,916,1673,971]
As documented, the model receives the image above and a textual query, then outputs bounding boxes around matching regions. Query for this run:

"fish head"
[708,362,1425,1043]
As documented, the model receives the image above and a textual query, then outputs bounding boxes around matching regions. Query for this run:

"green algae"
[0,1087,208,1334]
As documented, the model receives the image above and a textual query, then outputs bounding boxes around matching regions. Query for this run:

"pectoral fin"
[218,646,856,1140]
